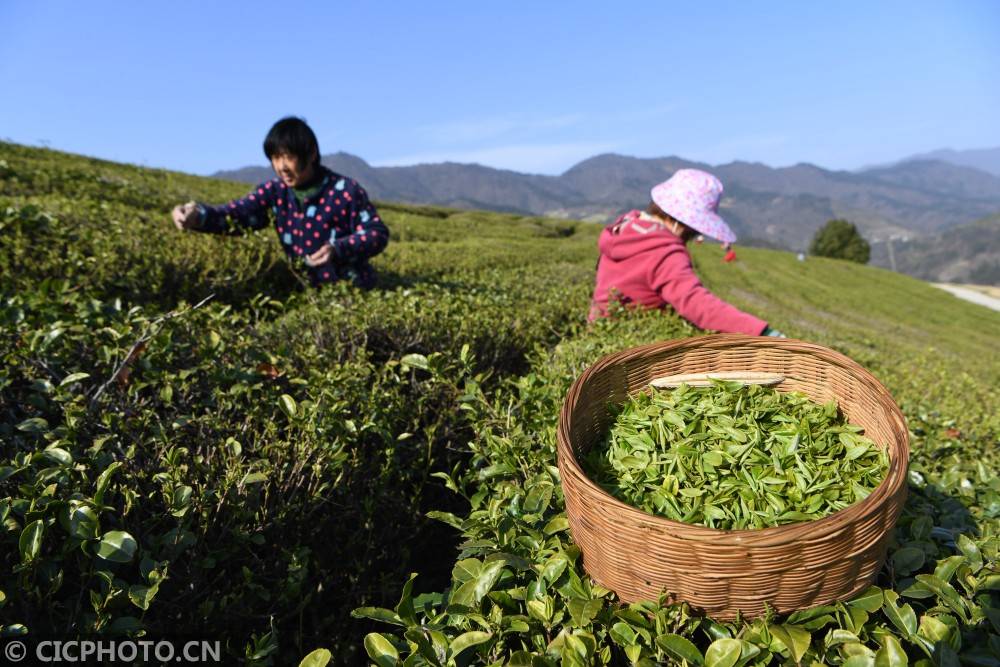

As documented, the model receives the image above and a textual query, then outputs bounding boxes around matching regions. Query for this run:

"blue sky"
[1,1,998,176]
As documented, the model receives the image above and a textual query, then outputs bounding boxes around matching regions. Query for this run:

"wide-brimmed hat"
[651,169,736,244]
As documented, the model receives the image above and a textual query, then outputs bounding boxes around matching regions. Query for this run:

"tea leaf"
[278,394,297,418]
[917,614,951,644]
[96,530,137,563]
[59,372,90,386]
[705,638,742,667]
[400,353,429,371]
[848,586,885,612]
[297,649,331,667]
[16,417,49,433]
[364,633,399,667]
[770,624,811,664]
[883,590,918,637]
[351,607,405,627]
[892,547,925,575]
[128,583,159,611]
[94,461,123,506]
[956,534,982,572]
[567,598,603,628]
[19,520,44,562]
[449,631,491,657]
[656,633,704,665]
[914,575,969,621]
[874,634,907,667]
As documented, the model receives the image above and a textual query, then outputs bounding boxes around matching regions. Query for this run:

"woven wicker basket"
[556,334,909,620]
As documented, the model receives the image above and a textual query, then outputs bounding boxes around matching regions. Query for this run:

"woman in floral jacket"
[172,117,388,288]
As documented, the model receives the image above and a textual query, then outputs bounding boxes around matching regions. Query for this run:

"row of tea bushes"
[1,142,604,662]
[0,286,420,656]
[0,270,597,661]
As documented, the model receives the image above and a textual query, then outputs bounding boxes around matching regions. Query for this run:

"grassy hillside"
[1,142,998,665]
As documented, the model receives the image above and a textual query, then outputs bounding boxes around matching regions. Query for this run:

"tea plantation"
[1,141,998,666]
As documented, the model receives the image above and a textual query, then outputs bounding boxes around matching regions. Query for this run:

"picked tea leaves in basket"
[582,379,889,530]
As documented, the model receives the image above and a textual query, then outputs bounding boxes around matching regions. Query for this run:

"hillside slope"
[2,142,999,664]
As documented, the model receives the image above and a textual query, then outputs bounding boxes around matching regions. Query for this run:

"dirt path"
[933,283,1000,312]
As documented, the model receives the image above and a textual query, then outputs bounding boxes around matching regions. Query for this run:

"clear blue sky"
[2,1,997,176]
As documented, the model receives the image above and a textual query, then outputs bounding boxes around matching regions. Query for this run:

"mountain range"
[213,148,1000,283]
[868,214,1000,285]
[876,146,1000,178]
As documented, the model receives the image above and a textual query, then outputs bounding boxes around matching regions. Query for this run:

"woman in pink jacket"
[589,169,784,337]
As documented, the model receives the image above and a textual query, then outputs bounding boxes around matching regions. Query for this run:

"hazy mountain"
[215,152,576,215]
[896,147,1000,178]
[869,214,1000,285]
[861,160,1000,200]
[212,153,1000,253]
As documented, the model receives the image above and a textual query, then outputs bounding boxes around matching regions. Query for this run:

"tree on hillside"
[809,219,871,264]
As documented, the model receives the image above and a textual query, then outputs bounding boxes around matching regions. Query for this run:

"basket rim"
[556,333,910,543]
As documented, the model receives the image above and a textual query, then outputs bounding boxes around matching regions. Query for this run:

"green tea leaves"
[59,502,99,540]
[93,461,123,506]
[584,382,888,529]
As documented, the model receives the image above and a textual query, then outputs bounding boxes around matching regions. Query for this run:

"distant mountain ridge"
[869,214,1000,285]
[893,147,1000,178]
[212,152,1000,256]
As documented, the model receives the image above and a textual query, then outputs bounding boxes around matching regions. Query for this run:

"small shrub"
[809,218,871,263]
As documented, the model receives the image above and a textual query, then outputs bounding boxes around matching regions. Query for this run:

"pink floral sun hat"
[650,169,736,244]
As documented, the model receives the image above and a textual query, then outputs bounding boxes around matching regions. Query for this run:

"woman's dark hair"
[646,201,696,241]
[263,117,320,168]
[645,200,675,222]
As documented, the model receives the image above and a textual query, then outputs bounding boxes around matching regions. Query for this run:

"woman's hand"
[306,243,334,267]
[172,201,200,230]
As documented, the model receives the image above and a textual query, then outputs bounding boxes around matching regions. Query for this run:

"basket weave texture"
[556,334,909,620]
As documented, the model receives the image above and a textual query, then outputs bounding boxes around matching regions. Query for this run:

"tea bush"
[1,142,998,666]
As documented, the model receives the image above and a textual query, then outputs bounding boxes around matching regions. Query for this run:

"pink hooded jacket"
[589,210,768,335]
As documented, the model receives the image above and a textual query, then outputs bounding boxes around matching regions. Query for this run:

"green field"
[1,141,998,666]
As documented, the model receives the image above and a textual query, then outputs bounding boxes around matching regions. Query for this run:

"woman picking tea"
[589,168,783,337]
